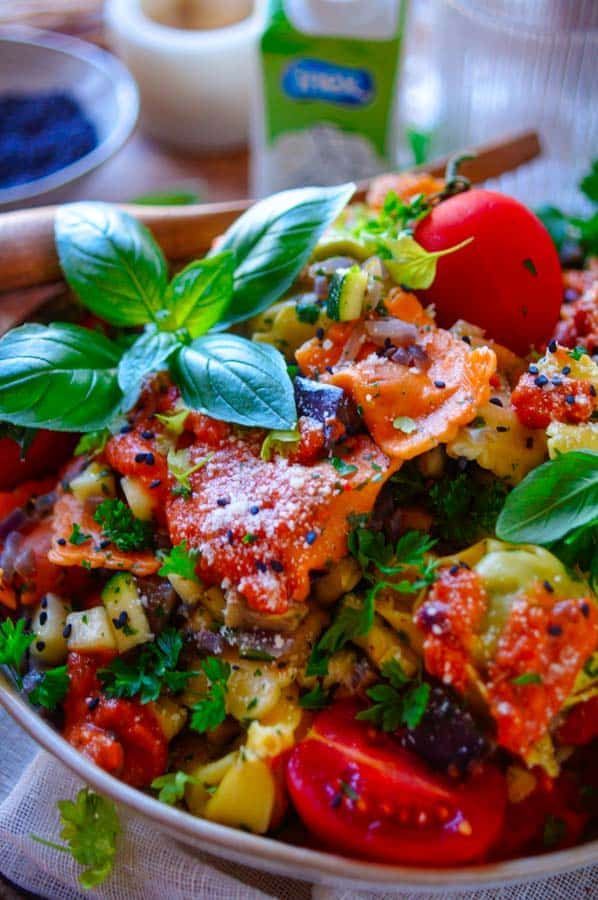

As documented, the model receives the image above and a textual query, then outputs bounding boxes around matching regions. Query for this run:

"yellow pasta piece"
[343,594,419,676]
[251,298,325,358]
[447,395,546,484]
[312,557,362,605]
[204,752,276,834]
[547,421,598,458]
[227,661,295,722]
[245,691,303,759]
[184,751,238,817]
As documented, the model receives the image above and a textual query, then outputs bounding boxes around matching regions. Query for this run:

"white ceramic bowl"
[1,669,596,891]
[0,27,139,209]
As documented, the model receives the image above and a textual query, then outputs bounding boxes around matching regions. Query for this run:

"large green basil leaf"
[165,251,234,337]
[118,328,181,412]
[171,334,296,430]
[55,203,168,326]
[0,323,122,431]
[213,183,355,329]
[496,450,598,544]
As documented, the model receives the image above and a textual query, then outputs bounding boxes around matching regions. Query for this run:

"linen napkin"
[1,709,596,900]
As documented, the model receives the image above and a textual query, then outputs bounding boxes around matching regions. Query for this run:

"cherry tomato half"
[415,189,562,355]
[286,701,506,866]
[0,430,75,490]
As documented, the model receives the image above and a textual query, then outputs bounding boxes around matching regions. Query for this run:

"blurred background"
[0,0,596,212]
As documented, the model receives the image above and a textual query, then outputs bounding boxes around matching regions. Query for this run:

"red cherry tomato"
[286,701,506,866]
[0,430,75,490]
[415,190,562,355]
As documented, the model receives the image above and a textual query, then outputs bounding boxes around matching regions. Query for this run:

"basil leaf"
[383,234,473,289]
[0,323,122,432]
[213,183,355,329]
[496,451,598,544]
[55,203,168,326]
[118,328,181,412]
[171,334,296,430]
[165,252,234,337]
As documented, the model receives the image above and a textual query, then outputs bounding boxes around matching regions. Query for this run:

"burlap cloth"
[1,708,596,899]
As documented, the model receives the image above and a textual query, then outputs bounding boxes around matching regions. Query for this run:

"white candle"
[105,0,260,151]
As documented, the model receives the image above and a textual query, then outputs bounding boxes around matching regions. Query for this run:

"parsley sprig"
[357,660,431,731]
[32,788,120,889]
[93,499,153,552]
[99,627,195,703]
[158,540,200,582]
[189,657,231,733]
[0,619,69,710]
[307,527,437,677]
[151,770,199,805]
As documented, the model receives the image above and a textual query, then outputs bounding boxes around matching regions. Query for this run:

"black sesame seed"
[226,530,234,545]
[562,366,571,375]
[39,611,48,626]
[99,539,111,550]
[87,696,100,711]
[330,793,342,809]
[496,425,509,433]
[250,505,260,515]
[255,560,267,573]
[459,561,470,569]
[434,380,446,389]
[325,366,334,374]
[543,580,554,593]
[306,530,317,545]
[144,452,155,465]
[36,641,45,652]
[528,364,539,375]
[62,624,72,639]
[548,339,557,353]
[120,424,133,434]
[217,496,230,507]
[134,452,146,463]
[57,538,67,546]
[551,376,563,386]
[149,479,162,489]
[270,560,284,573]
[40,596,48,609]
[590,385,597,397]
[316,327,325,341]
[565,394,575,405]
[581,602,590,618]
[24,617,32,632]
[462,335,472,345]
[534,374,549,388]
[449,565,460,575]
[489,397,503,407]
[141,430,155,440]
[525,437,534,449]
[547,624,563,637]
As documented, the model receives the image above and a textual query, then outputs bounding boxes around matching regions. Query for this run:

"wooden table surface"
[52,130,250,206]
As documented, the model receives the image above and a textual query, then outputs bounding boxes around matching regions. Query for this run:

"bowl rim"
[0,25,139,206]
[1,669,596,890]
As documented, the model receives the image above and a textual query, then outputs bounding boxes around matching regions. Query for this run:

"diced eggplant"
[294,377,362,446]
[136,575,178,634]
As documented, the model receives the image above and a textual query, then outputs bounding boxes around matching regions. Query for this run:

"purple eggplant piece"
[294,377,362,447]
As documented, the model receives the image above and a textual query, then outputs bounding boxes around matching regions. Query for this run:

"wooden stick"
[0,130,541,295]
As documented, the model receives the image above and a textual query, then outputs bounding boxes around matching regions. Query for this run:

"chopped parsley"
[330,456,358,477]
[151,771,199,805]
[32,788,120,889]
[356,660,430,731]
[295,299,322,324]
[511,672,543,686]
[154,408,189,436]
[69,523,91,546]
[189,657,231,733]
[569,346,589,361]
[93,499,153,552]
[28,666,70,711]
[0,618,34,676]
[158,541,200,582]
[99,627,195,703]
[74,429,110,456]
[299,682,330,710]
[167,448,213,498]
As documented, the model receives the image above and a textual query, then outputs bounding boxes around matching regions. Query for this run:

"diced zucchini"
[120,476,156,521]
[102,572,153,652]
[312,231,374,262]
[326,265,368,321]
[29,594,72,665]
[70,462,116,502]
[66,607,117,652]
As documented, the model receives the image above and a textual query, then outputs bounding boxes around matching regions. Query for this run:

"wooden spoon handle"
[0,130,540,294]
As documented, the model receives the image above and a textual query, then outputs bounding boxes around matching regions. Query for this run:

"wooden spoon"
[0,130,541,301]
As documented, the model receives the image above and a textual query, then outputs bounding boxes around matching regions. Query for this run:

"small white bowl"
[0,27,139,209]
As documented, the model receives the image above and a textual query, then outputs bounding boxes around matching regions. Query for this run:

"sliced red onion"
[0,508,28,541]
[364,318,418,347]
[0,531,24,580]
[338,323,367,363]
